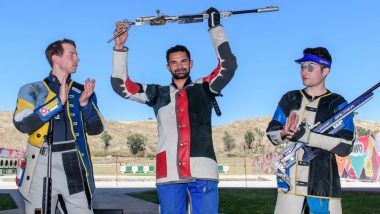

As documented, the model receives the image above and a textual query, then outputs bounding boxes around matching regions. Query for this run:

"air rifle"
[107,6,279,43]
[274,81,380,192]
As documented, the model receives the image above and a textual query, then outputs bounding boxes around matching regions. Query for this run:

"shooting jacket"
[111,26,237,184]
[13,74,103,202]
[266,89,355,197]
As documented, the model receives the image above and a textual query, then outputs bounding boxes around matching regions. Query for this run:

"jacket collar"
[302,88,331,101]
[171,76,193,89]
[45,71,72,85]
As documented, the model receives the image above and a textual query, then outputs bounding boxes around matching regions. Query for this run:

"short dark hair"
[303,47,332,64]
[45,39,76,67]
[166,45,191,63]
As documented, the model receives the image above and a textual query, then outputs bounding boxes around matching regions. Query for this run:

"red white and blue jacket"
[111,26,237,184]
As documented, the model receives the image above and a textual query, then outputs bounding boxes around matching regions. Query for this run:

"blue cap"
[295,54,331,68]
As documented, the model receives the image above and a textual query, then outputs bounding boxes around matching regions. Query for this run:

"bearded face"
[167,51,192,80]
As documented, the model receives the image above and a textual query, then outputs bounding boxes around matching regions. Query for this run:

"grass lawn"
[127,188,380,214]
[0,193,17,211]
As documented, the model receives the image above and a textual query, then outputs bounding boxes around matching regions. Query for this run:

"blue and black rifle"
[273,81,380,192]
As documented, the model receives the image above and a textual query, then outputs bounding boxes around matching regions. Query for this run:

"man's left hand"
[206,7,220,28]
[289,121,311,143]
[79,78,96,106]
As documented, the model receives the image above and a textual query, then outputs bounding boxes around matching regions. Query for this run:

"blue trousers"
[156,180,218,214]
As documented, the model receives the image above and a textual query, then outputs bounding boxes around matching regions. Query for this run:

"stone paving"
[1,175,379,214]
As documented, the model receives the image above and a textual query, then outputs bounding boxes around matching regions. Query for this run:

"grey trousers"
[274,192,342,214]
[24,141,93,214]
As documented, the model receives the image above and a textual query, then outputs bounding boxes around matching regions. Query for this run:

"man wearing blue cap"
[266,47,355,213]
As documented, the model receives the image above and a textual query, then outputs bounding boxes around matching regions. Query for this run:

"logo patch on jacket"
[72,87,82,94]
[34,97,63,122]
[39,98,59,116]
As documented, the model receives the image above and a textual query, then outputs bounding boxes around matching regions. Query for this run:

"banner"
[337,133,380,181]
[252,133,380,181]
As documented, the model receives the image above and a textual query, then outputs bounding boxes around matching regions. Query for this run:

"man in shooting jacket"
[266,47,355,214]
[13,39,104,213]
[111,7,237,214]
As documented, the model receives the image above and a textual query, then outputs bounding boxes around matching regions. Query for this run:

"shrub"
[127,133,146,155]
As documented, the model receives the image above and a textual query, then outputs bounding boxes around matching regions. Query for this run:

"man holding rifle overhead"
[266,47,355,213]
[111,7,237,214]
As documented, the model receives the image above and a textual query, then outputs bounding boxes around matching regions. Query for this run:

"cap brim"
[294,54,331,68]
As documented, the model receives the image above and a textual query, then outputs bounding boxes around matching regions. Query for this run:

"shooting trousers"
[274,192,342,214]
[24,140,92,214]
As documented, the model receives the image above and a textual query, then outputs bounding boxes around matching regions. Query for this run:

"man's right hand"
[281,112,299,139]
[114,20,130,50]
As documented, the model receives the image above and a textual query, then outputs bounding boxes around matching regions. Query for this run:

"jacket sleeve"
[81,93,104,135]
[306,100,355,157]
[266,94,290,146]
[111,49,159,106]
[197,25,237,94]
[13,83,63,134]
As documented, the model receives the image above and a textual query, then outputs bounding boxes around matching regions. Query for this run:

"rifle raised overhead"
[107,6,279,43]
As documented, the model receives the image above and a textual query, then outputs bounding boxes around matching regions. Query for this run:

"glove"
[206,7,220,28]
[290,122,311,143]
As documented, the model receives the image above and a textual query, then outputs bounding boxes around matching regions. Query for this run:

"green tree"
[101,131,112,151]
[223,131,236,152]
[244,130,255,150]
[356,126,371,137]
[254,128,265,146]
[127,133,146,155]
[254,128,265,154]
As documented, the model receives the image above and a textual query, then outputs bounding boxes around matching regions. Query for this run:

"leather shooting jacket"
[111,26,237,184]
[266,89,355,197]
[13,73,104,201]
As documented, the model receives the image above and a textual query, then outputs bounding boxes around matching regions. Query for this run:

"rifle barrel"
[313,81,380,133]
[363,82,380,96]
[231,6,279,15]
[345,82,380,111]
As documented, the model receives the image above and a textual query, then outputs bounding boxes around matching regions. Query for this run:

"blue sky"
[0,1,379,125]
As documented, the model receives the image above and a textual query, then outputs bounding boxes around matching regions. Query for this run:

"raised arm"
[111,21,159,105]
[198,8,238,94]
